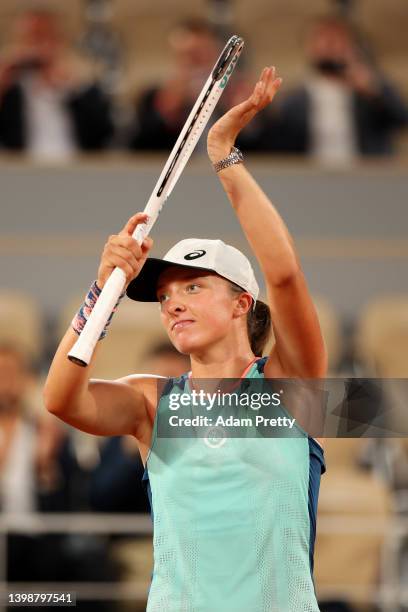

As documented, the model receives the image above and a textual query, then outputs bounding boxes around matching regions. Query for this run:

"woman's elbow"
[43,383,69,416]
[43,387,60,415]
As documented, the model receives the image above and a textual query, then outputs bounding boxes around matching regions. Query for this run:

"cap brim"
[126,258,214,302]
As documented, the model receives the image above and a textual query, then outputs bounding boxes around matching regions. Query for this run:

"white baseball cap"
[126,238,260,303]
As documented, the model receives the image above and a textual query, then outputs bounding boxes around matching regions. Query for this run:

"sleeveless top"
[142,357,325,612]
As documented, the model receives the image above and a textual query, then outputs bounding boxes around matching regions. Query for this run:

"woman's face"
[156,266,242,354]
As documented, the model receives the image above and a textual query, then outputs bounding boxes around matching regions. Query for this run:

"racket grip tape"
[68,267,127,366]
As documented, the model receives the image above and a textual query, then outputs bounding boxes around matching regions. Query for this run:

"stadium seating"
[0,290,43,363]
[355,295,408,377]
[0,0,83,42]
[313,295,343,374]
[356,0,408,57]
[355,0,408,98]
[111,0,209,93]
[315,438,394,606]
[233,0,331,85]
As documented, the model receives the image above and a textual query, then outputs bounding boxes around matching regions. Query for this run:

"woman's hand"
[97,213,153,289]
[207,66,282,164]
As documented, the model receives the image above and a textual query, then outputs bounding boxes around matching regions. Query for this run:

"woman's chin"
[172,332,203,355]
[173,338,197,355]
[170,325,223,355]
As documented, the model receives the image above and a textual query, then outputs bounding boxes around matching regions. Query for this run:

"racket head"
[212,35,245,81]
[155,35,245,200]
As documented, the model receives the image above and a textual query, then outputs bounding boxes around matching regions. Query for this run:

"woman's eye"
[187,283,200,292]
[158,294,169,303]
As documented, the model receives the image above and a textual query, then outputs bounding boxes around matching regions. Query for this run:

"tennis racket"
[68,34,244,366]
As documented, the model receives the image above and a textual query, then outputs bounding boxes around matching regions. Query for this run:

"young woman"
[44,67,327,611]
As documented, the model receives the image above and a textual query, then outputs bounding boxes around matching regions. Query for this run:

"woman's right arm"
[43,213,154,438]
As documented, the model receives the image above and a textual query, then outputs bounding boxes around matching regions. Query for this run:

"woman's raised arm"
[207,67,327,378]
[43,213,155,437]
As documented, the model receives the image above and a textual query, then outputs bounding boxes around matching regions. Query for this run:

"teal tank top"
[143,357,325,612]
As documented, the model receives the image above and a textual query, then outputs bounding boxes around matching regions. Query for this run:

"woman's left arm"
[208,67,327,378]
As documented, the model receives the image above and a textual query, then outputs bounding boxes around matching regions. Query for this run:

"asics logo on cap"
[184,250,206,260]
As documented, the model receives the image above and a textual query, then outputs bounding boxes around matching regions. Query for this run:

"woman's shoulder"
[120,372,189,420]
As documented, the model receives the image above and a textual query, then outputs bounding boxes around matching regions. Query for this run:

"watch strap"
[213,146,244,173]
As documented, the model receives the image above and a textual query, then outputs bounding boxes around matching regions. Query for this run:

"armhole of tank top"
[145,387,165,468]
[145,376,185,467]
[311,438,324,451]
[253,356,323,451]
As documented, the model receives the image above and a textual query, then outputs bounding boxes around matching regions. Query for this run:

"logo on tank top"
[184,250,206,260]
[204,425,227,448]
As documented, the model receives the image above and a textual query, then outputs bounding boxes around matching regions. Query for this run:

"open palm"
[207,66,282,163]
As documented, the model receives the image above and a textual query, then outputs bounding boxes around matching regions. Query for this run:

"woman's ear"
[233,292,252,317]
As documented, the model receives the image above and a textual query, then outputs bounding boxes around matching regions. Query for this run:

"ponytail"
[247,300,272,356]
[228,282,272,356]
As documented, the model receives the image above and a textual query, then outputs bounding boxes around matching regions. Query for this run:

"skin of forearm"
[43,327,99,415]
[217,163,299,285]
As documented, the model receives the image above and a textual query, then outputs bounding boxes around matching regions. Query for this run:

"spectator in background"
[0,8,114,161]
[0,344,71,579]
[128,18,268,153]
[90,341,190,513]
[0,344,39,519]
[0,344,72,516]
[0,343,119,608]
[269,15,408,163]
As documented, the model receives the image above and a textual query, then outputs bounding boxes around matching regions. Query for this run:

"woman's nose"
[165,296,186,314]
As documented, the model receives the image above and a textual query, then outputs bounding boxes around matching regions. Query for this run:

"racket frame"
[68,35,244,367]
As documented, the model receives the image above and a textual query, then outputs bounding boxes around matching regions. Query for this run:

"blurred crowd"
[0,8,407,164]
[1,5,408,612]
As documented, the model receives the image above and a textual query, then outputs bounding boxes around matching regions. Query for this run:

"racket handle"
[68,267,127,367]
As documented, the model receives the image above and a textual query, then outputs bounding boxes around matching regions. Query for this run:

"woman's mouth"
[172,320,195,332]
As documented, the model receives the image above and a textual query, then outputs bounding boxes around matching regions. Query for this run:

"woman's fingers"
[141,236,153,254]
[121,212,149,237]
[232,66,282,110]
[264,66,282,101]
[239,66,282,115]
[105,243,140,271]
[110,234,143,258]
[250,66,282,107]
[252,81,265,106]
[104,253,138,284]
[106,235,152,276]
[207,65,283,162]
[97,225,154,288]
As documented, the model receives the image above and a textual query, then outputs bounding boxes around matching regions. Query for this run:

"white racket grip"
[68,267,127,367]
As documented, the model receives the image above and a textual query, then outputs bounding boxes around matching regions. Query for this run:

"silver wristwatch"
[213,146,244,173]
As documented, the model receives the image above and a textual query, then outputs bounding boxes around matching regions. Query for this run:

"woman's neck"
[190,351,257,379]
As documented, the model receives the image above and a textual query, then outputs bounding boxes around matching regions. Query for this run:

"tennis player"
[44,66,327,611]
